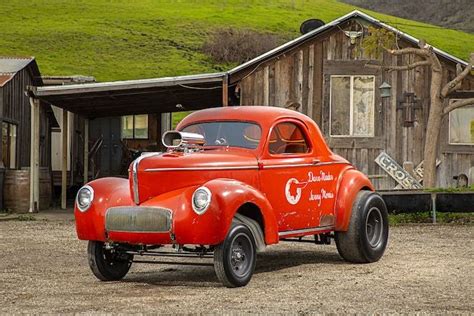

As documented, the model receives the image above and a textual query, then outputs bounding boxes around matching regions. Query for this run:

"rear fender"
[334,169,374,231]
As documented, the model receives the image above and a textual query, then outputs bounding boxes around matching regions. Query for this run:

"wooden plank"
[61,109,68,210]
[313,43,323,126]
[307,44,314,119]
[83,118,89,184]
[28,97,39,212]
[296,50,303,112]
[263,66,269,106]
[34,100,40,208]
[222,74,228,106]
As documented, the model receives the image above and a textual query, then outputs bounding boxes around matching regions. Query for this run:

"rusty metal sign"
[375,152,423,189]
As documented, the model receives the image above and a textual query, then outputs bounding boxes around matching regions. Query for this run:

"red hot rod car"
[75,106,389,287]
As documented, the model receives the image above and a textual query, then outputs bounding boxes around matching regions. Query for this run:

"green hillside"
[1,0,473,82]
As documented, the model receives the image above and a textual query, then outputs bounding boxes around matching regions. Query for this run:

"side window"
[269,122,309,154]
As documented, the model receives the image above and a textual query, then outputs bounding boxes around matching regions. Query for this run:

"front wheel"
[335,191,389,263]
[214,223,257,287]
[87,241,133,281]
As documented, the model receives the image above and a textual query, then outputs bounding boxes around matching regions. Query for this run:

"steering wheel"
[215,137,228,145]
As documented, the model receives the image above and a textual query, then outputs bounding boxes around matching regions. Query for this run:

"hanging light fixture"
[379,82,392,98]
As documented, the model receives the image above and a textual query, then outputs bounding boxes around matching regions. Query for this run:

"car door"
[258,119,337,234]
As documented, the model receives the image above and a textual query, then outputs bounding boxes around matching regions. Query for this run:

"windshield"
[181,121,261,149]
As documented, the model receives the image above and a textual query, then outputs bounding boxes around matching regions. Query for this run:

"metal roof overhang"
[29,72,226,118]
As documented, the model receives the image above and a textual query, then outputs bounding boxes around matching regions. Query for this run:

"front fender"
[203,179,279,245]
[143,179,278,245]
[334,169,374,231]
[74,177,133,241]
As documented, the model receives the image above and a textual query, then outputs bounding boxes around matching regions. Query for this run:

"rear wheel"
[335,191,389,263]
[87,241,133,281]
[214,223,257,288]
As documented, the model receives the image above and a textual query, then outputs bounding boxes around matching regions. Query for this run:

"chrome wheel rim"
[229,233,253,278]
[366,207,383,248]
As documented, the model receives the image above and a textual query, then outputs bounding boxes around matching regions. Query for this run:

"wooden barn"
[0,57,58,211]
[227,10,474,189]
[28,10,474,211]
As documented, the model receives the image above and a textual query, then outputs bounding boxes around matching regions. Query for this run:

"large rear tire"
[335,191,389,263]
[214,223,257,288]
[87,241,133,281]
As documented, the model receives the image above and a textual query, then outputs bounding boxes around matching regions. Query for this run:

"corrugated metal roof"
[32,72,225,96]
[0,74,14,87]
[0,56,34,74]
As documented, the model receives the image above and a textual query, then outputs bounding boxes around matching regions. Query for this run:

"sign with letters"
[375,152,423,189]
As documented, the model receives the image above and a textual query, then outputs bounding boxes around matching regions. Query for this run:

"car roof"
[177,106,313,129]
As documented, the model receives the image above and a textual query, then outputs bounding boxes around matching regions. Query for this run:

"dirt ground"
[0,218,472,314]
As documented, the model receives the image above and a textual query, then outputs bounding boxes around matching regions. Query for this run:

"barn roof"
[228,10,470,81]
[0,56,42,87]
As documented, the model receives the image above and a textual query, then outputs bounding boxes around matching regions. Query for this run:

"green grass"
[1,0,473,83]
[389,212,474,225]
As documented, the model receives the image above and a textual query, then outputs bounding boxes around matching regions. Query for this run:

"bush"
[202,28,284,64]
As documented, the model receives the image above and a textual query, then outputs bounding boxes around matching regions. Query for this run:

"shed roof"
[30,72,226,118]
[0,56,42,86]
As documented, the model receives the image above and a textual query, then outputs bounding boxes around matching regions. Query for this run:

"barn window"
[330,75,375,137]
[121,115,148,139]
[449,103,474,145]
[2,122,17,169]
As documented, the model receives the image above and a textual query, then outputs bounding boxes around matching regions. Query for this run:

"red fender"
[334,169,374,231]
[74,177,133,241]
[203,178,279,245]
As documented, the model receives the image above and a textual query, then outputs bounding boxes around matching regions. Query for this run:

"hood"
[130,148,259,205]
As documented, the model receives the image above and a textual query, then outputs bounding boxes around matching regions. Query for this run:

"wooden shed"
[0,57,58,211]
[228,10,474,189]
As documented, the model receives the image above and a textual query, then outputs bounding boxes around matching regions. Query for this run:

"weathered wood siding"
[1,68,51,168]
[237,19,474,189]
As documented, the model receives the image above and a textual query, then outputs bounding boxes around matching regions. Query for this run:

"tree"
[363,28,474,188]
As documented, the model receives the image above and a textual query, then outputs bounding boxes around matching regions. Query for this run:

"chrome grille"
[105,206,171,233]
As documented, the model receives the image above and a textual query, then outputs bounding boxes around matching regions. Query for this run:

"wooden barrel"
[3,168,52,213]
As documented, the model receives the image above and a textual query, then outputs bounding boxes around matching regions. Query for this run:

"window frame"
[329,74,376,138]
[121,114,149,140]
[267,119,312,157]
[448,101,474,146]
[2,121,18,169]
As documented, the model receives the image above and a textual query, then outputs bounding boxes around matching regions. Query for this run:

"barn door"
[89,117,122,177]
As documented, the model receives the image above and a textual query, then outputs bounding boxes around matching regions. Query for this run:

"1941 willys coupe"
[75,106,389,287]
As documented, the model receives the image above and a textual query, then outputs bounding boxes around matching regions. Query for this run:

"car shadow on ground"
[122,248,344,287]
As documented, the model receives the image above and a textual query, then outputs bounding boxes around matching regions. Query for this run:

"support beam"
[222,73,229,107]
[61,109,68,209]
[83,118,89,184]
[28,98,40,213]
[34,100,40,209]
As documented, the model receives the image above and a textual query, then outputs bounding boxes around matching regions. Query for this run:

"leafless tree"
[374,41,473,187]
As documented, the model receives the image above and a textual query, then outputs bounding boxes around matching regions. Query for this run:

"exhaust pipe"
[162,131,205,149]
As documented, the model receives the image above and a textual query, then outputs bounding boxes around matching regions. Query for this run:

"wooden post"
[61,109,68,209]
[222,73,229,107]
[28,97,40,213]
[34,99,40,209]
[83,118,89,184]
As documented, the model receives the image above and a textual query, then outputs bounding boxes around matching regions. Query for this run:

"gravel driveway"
[0,219,472,314]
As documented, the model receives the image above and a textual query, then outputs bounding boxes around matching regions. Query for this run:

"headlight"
[76,185,94,212]
[192,186,211,215]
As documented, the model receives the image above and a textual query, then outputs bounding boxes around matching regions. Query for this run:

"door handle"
[312,158,320,165]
